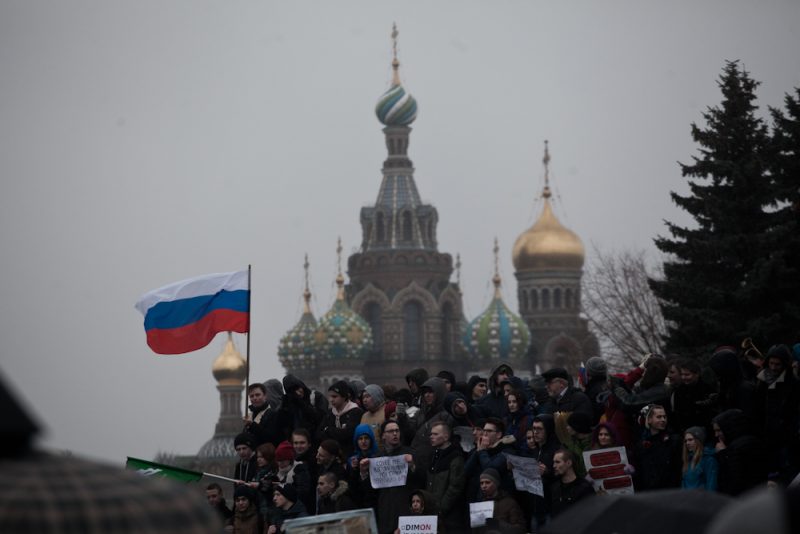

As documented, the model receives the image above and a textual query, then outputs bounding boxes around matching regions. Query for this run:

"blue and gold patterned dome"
[278,259,317,370]
[375,25,417,126]
[314,242,373,359]
[463,243,531,360]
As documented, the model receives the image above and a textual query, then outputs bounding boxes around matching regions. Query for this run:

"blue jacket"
[681,446,718,491]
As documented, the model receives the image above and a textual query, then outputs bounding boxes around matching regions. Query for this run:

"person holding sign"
[426,422,467,533]
[360,420,424,534]
[471,468,525,534]
[393,490,439,534]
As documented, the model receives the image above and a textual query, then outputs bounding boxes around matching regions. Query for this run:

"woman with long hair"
[681,426,718,491]
[504,389,533,451]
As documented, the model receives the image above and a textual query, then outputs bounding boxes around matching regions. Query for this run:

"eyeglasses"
[384,429,400,434]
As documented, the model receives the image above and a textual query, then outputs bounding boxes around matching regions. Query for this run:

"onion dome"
[375,24,417,126]
[313,239,373,359]
[211,332,246,386]
[278,255,318,370]
[463,240,531,359]
[512,141,585,272]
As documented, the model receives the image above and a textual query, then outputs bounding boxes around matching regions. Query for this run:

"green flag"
[125,456,203,483]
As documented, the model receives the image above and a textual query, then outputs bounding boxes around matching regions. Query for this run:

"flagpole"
[245,264,252,418]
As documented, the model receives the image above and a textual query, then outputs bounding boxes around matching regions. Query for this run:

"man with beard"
[359,420,423,534]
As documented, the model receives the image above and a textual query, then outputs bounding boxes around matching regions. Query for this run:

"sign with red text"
[582,446,634,495]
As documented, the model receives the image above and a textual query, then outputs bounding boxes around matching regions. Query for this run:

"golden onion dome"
[512,197,585,271]
[212,332,247,385]
[512,141,585,272]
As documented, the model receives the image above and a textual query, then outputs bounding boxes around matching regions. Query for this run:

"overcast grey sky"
[2,1,798,464]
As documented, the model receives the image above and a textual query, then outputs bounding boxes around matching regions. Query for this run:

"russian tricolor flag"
[135,270,250,355]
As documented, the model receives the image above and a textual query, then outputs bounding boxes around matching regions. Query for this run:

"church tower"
[346,25,465,386]
[195,333,246,476]
[512,142,599,374]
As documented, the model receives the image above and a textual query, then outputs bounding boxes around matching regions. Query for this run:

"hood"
[282,374,309,400]
[443,391,467,416]
[263,379,285,409]
[352,423,378,457]
[488,363,514,392]
[405,368,429,388]
[420,377,447,414]
[709,348,743,383]
[410,489,439,515]
[532,413,557,445]
[713,409,751,443]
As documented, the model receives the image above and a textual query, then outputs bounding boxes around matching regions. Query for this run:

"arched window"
[530,289,539,310]
[442,303,454,358]
[554,288,562,309]
[365,302,382,353]
[403,301,423,358]
[402,212,413,241]
[542,288,551,309]
[565,288,573,309]
[520,290,529,312]
[376,213,385,242]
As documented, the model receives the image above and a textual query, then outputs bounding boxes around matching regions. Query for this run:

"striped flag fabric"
[135,270,249,355]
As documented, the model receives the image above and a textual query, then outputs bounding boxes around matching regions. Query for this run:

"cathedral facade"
[278,30,598,389]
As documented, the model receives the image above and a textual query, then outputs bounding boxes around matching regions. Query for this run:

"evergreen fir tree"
[763,88,800,343]
[651,61,775,357]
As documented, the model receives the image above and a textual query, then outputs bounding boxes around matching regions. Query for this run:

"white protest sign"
[582,446,634,495]
[469,500,494,528]
[369,455,408,489]
[504,453,544,497]
[398,515,437,533]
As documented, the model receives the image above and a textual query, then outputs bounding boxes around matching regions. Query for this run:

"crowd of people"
[209,343,800,534]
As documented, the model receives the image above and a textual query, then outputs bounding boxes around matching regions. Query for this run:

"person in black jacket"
[233,432,260,484]
[549,449,594,517]
[282,374,325,437]
[542,367,593,419]
[633,404,681,491]
[244,383,291,447]
[713,408,768,495]
[316,381,363,457]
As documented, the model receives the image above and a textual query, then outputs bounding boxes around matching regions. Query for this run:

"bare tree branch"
[582,246,668,372]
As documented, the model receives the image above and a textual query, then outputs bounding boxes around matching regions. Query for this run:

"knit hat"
[585,357,608,377]
[349,379,367,399]
[234,484,256,503]
[275,440,295,462]
[328,380,351,399]
[567,412,593,434]
[274,484,298,503]
[480,468,501,487]
[542,367,570,383]
[364,384,385,406]
[233,432,256,450]
[685,426,706,445]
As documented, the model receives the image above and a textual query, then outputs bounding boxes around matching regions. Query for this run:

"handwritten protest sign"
[369,455,408,489]
[504,453,544,497]
[453,426,475,453]
[398,515,437,533]
[582,446,634,495]
[469,501,494,528]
